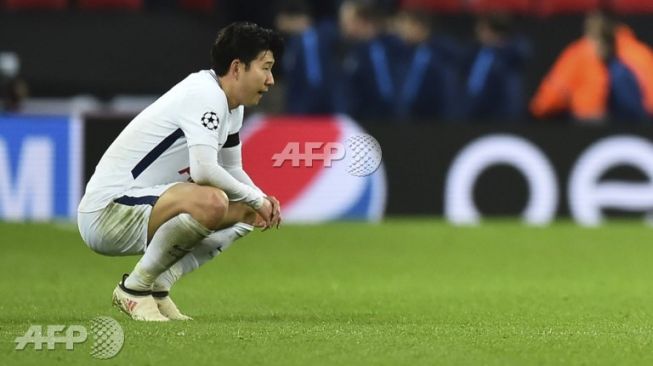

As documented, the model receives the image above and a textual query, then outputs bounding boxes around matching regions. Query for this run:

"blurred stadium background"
[4,1,653,365]
[3,0,653,224]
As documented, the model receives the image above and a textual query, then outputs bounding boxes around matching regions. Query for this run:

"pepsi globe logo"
[241,115,387,223]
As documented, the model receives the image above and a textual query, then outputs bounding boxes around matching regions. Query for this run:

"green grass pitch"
[1,220,653,365]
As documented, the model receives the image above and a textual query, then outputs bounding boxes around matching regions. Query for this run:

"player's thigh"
[147,182,228,240]
[80,182,191,256]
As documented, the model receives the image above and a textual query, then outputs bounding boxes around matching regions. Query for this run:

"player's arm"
[217,135,282,228]
[217,133,260,191]
[189,144,280,229]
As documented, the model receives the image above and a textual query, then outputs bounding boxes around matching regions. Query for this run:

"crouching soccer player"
[77,22,283,321]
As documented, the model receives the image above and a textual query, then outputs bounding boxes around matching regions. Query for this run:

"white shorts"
[78,183,180,256]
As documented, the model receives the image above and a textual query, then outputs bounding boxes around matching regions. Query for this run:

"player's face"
[240,50,275,106]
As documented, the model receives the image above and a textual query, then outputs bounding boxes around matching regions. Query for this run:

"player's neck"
[217,75,240,111]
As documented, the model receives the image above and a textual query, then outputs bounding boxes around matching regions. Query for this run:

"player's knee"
[201,189,229,229]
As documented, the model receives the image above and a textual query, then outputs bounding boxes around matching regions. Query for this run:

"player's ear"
[230,59,241,79]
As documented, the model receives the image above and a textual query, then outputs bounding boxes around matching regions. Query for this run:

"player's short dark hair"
[211,22,285,76]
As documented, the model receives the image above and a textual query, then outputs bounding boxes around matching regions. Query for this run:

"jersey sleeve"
[177,86,226,148]
[189,144,265,209]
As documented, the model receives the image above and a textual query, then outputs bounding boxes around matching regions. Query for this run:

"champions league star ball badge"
[201,112,219,131]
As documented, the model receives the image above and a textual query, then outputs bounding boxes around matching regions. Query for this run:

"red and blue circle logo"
[241,115,386,222]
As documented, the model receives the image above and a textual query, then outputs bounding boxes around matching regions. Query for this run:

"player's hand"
[267,196,282,229]
[255,196,282,231]
[253,214,267,228]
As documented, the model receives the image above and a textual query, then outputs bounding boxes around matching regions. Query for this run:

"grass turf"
[1,220,653,365]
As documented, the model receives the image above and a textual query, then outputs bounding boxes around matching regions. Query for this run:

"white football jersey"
[79,70,244,212]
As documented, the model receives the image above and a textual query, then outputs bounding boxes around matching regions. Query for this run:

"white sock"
[124,213,211,291]
[152,223,253,292]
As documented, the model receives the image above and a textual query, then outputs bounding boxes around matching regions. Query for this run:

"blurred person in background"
[463,13,529,122]
[337,0,403,121]
[391,9,461,121]
[0,52,29,113]
[530,10,653,123]
[275,0,340,114]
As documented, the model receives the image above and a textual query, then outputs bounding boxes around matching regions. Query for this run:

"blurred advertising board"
[367,124,653,226]
[0,115,82,220]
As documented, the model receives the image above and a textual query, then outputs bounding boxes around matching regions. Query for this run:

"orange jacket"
[530,26,653,120]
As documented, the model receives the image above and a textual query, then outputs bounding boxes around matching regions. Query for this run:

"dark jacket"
[394,36,461,121]
[282,21,340,114]
[464,37,530,121]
